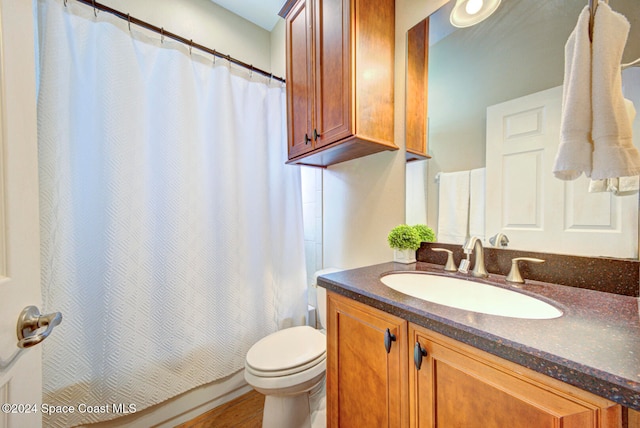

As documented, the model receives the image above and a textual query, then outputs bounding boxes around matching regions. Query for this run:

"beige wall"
[270,18,286,78]
[99,0,272,71]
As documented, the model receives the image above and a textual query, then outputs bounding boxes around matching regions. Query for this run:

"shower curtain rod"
[70,0,286,84]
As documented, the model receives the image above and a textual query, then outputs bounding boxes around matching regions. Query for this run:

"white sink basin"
[380,273,562,319]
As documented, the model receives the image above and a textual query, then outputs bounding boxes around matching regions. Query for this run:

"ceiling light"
[450,0,501,28]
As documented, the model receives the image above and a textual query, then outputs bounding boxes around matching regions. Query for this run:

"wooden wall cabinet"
[326,291,622,428]
[281,0,398,168]
[405,18,431,162]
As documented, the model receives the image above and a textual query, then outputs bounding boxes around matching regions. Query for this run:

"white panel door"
[0,1,44,427]
[486,86,638,258]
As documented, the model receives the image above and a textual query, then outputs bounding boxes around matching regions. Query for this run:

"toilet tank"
[314,268,342,329]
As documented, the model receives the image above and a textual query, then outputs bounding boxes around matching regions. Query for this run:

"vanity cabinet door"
[409,324,621,428]
[326,291,409,428]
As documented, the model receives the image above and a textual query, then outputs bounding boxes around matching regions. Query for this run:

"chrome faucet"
[489,232,509,248]
[458,236,488,278]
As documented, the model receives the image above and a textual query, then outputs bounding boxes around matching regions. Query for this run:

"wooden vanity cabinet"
[326,291,409,427]
[326,291,622,428]
[282,0,398,168]
[410,324,621,428]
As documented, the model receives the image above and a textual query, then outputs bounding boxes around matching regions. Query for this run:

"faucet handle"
[431,248,457,272]
[506,257,545,284]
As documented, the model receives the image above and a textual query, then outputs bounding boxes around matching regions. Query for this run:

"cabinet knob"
[304,133,311,144]
[313,129,320,141]
[414,342,428,370]
[384,328,396,353]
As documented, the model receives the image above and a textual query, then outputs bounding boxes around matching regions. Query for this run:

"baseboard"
[83,370,251,428]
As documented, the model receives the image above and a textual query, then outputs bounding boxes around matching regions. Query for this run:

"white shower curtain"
[36,1,307,426]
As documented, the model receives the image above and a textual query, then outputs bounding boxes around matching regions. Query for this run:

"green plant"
[387,224,421,250]
[412,224,435,243]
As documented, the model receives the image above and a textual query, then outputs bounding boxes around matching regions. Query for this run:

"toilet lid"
[246,326,326,374]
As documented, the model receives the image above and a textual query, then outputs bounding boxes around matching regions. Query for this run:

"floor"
[177,382,326,428]
[176,390,265,428]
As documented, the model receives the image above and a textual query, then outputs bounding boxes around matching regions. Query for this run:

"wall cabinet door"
[409,324,621,428]
[326,292,409,428]
[312,0,351,148]
[285,0,314,159]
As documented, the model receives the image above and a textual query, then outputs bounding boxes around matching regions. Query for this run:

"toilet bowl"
[244,268,340,428]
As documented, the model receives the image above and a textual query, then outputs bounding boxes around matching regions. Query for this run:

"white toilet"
[244,269,336,428]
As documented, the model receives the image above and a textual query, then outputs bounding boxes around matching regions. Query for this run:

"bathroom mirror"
[406,0,640,258]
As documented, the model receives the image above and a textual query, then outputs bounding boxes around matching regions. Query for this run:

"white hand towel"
[469,168,485,241]
[437,170,470,245]
[588,98,639,194]
[591,2,640,179]
[553,6,593,181]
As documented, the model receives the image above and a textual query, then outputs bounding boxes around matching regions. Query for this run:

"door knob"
[16,306,62,348]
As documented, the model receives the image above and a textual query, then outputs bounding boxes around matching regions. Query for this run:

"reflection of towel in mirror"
[589,98,639,195]
[469,168,485,241]
[437,170,470,245]
[588,176,639,196]
[553,6,592,180]
[554,3,640,181]
[591,3,640,179]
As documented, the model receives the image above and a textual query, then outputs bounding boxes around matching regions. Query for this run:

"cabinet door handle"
[414,342,428,370]
[313,129,320,141]
[304,133,311,144]
[384,328,396,353]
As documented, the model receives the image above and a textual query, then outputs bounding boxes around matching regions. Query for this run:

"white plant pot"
[393,249,416,264]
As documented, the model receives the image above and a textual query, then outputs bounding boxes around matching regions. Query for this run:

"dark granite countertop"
[317,261,640,411]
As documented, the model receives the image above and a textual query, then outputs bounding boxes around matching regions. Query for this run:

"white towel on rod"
[591,2,640,179]
[553,6,593,180]
[469,168,485,241]
[437,170,470,245]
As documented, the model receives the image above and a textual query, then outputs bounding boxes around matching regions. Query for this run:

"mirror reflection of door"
[406,0,640,258]
[486,86,638,258]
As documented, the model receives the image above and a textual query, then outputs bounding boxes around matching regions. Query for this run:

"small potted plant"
[387,224,421,263]
[413,224,436,244]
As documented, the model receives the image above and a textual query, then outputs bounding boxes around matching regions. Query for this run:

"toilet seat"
[245,326,326,378]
